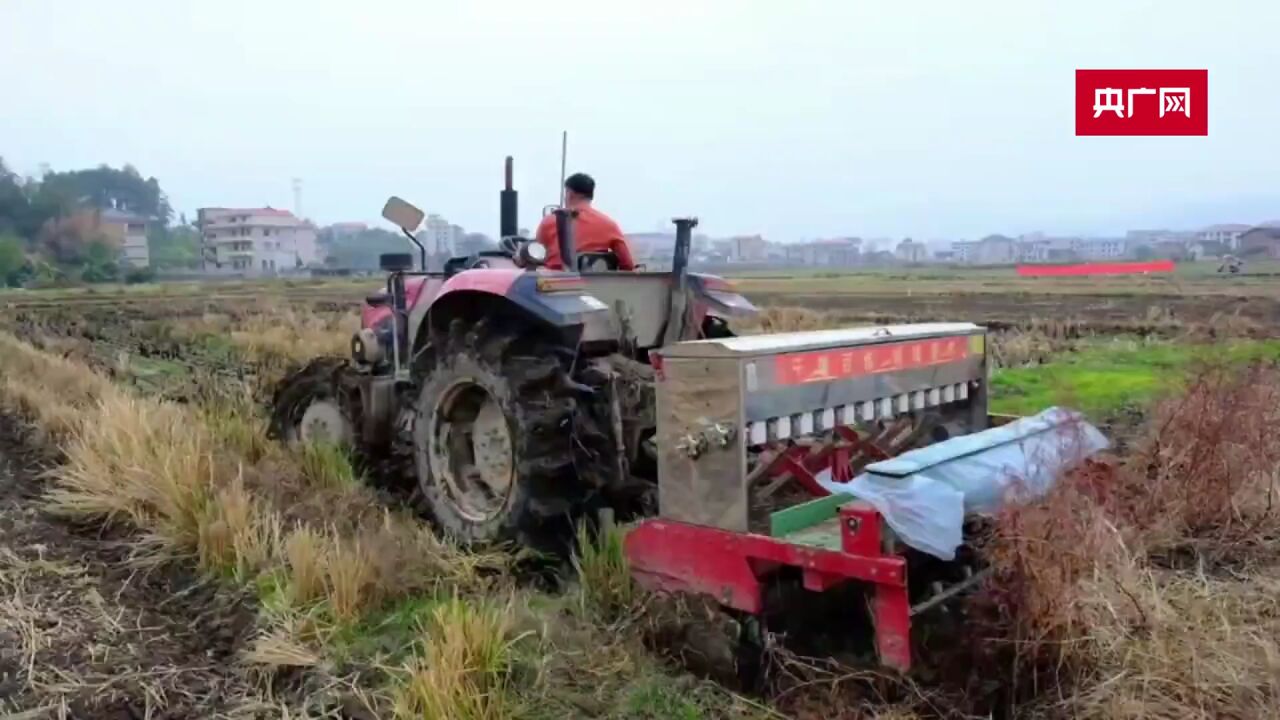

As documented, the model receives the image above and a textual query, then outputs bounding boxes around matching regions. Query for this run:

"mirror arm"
[400,228,427,271]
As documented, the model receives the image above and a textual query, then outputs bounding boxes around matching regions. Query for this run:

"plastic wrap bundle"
[817,406,1109,560]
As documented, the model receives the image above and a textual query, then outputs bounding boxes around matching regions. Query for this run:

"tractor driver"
[536,172,637,271]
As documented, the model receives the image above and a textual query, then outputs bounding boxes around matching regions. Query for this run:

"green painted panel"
[769,493,854,537]
[782,519,844,550]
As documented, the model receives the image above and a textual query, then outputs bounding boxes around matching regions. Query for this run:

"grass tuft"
[283,525,327,608]
[298,440,360,489]
[392,595,521,720]
[46,394,217,549]
[572,519,636,624]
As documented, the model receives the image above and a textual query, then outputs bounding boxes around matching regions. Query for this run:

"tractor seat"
[366,290,391,307]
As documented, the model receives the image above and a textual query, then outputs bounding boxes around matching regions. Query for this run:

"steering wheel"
[467,250,512,269]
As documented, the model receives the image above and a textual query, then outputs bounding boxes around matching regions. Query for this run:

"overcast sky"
[3,1,1277,242]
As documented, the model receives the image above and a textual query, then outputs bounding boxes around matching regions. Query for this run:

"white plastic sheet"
[816,407,1109,560]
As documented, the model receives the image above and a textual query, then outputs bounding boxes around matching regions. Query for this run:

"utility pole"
[291,178,303,219]
[558,131,567,206]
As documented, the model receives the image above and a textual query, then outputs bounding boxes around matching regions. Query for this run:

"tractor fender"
[689,274,759,319]
[409,269,611,357]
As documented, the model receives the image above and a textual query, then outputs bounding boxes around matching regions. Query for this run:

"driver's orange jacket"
[535,204,637,271]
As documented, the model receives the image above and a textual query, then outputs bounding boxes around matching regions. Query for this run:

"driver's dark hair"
[564,172,595,200]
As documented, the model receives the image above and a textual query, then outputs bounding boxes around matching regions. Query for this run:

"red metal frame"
[759,426,890,497]
[624,501,914,672]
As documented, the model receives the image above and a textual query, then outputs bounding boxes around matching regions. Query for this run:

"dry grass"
[227,308,353,368]
[15,300,1280,718]
[199,473,283,581]
[46,393,218,550]
[323,532,382,622]
[972,362,1280,718]
[201,385,272,463]
[0,331,500,667]
[0,333,118,440]
[283,525,327,607]
[732,306,833,335]
[391,595,521,720]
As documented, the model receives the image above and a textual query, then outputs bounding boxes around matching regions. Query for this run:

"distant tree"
[148,224,200,269]
[1133,245,1155,260]
[0,158,28,237]
[0,233,27,286]
[322,228,418,270]
[124,266,156,284]
[457,232,496,256]
[0,160,172,284]
[37,210,114,266]
[80,239,120,283]
[37,164,172,224]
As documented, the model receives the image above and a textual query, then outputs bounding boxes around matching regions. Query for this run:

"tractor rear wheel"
[411,319,580,548]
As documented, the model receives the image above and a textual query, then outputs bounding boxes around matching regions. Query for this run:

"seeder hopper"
[627,325,1105,672]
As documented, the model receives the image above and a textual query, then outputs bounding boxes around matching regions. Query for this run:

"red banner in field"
[1075,69,1207,136]
[775,337,969,385]
[1016,260,1175,277]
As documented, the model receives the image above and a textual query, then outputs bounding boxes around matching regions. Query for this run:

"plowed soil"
[0,417,263,719]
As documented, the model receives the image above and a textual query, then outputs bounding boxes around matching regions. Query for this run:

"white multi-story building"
[198,207,319,274]
[1077,237,1124,259]
[1197,223,1250,250]
[422,214,464,256]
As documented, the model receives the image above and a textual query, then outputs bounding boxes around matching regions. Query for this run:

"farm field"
[0,269,1278,719]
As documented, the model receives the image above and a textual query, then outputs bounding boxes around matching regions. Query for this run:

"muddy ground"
[0,416,268,719]
[7,281,1278,342]
[746,290,1280,336]
[0,280,1271,718]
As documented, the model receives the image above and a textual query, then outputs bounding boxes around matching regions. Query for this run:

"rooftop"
[97,208,151,223]
[201,207,297,218]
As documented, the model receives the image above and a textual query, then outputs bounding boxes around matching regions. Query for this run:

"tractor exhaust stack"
[500,155,518,239]
[661,217,698,345]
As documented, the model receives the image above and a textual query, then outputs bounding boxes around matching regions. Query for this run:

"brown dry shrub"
[227,308,353,377]
[971,362,1280,718]
[988,329,1081,369]
[734,306,833,335]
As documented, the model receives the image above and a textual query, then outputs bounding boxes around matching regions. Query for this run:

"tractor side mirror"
[381,196,425,233]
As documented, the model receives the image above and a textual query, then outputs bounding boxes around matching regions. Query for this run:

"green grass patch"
[328,593,450,663]
[622,677,718,719]
[254,568,293,614]
[991,338,1280,418]
[572,520,636,623]
[298,441,360,489]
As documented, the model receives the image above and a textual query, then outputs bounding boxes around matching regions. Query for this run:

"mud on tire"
[266,356,351,445]
[411,318,582,549]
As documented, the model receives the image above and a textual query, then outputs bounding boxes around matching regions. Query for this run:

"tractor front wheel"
[267,357,357,448]
[411,320,580,548]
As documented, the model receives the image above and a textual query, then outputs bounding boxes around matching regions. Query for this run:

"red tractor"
[268,157,1081,674]
[270,157,760,548]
